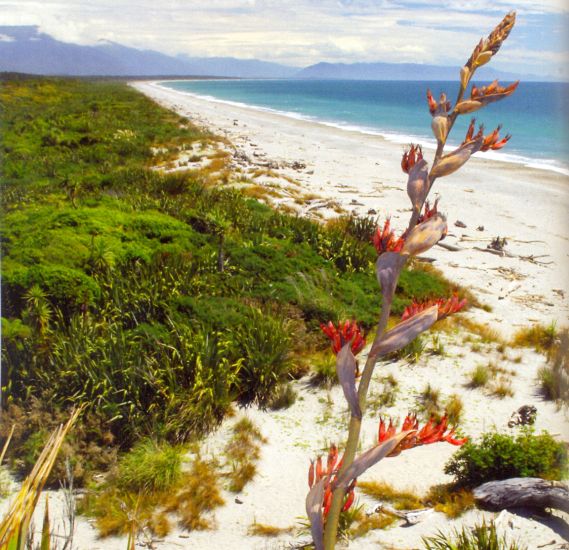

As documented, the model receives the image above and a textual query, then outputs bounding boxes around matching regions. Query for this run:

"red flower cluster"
[401,295,467,322]
[401,144,424,174]
[372,219,405,255]
[426,90,451,116]
[471,79,519,102]
[481,125,511,151]
[320,320,365,355]
[416,199,440,225]
[378,413,467,455]
[308,444,356,516]
[462,119,511,152]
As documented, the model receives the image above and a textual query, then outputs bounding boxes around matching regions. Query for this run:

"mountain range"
[0,25,550,81]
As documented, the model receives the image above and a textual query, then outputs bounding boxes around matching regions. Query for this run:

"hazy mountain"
[0,26,296,77]
[0,26,550,81]
[296,61,532,82]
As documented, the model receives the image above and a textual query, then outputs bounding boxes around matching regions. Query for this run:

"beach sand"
[5,80,568,550]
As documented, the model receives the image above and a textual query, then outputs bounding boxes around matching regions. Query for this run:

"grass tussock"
[445,394,464,425]
[538,329,569,404]
[511,323,558,355]
[467,362,515,399]
[224,418,266,493]
[422,520,526,550]
[350,513,396,538]
[417,384,441,420]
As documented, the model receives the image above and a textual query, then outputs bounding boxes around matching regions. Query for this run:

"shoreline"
[154,80,569,177]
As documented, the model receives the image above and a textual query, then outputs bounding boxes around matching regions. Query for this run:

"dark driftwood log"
[474,478,569,513]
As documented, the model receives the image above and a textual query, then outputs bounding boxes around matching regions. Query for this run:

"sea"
[159,79,569,176]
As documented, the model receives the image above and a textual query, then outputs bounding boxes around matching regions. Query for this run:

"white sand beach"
[5,80,568,550]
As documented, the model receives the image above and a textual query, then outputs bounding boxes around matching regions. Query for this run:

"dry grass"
[367,374,399,412]
[445,394,463,425]
[424,484,475,518]
[224,418,266,493]
[511,323,558,355]
[357,481,423,510]
[241,184,282,200]
[350,514,396,538]
[247,522,292,537]
[468,364,490,388]
[490,378,514,399]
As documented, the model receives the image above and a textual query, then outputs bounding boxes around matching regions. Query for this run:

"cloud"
[0,0,566,77]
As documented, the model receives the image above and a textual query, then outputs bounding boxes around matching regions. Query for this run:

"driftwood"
[474,478,569,513]
[437,241,463,252]
[370,503,434,525]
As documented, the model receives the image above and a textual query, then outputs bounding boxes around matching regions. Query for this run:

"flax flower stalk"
[321,13,517,549]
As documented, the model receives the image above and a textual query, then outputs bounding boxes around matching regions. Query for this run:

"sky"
[1,0,568,79]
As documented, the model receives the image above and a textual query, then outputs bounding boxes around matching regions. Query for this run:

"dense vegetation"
[0,77,454,479]
[445,429,567,487]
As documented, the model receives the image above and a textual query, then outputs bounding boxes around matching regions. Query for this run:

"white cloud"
[0,0,566,77]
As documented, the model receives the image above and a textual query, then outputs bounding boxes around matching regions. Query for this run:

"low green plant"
[117,439,184,492]
[445,428,567,487]
[422,519,525,550]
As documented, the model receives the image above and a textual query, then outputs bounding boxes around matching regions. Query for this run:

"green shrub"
[445,428,567,487]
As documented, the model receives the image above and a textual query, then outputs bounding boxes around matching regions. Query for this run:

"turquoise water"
[160,79,569,174]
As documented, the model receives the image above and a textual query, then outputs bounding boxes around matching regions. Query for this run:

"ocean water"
[160,79,569,175]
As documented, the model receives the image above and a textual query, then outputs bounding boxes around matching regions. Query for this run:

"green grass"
[0,76,460,480]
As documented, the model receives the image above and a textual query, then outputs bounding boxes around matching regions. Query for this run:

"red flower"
[373,219,405,255]
[426,90,451,116]
[471,80,519,102]
[481,125,511,151]
[463,119,511,152]
[320,320,365,355]
[308,444,356,517]
[401,144,424,174]
[401,295,467,321]
[378,413,468,455]
[416,199,440,225]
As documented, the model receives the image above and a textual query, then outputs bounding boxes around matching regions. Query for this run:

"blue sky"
[0,0,567,79]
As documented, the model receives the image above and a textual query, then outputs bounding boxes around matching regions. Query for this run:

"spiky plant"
[306,13,519,549]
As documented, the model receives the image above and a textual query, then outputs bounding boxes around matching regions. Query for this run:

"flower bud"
[401,214,447,257]
[475,51,493,67]
[431,115,448,143]
[460,66,470,90]
[453,100,482,115]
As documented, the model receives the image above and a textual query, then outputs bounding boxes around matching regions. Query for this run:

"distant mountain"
[0,26,296,77]
[0,26,552,81]
[296,61,532,82]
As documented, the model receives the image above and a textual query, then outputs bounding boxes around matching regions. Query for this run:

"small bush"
[422,520,525,550]
[445,428,567,487]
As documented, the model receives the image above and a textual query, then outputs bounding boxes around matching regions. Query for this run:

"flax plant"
[0,408,81,549]
[306,13,519,549]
